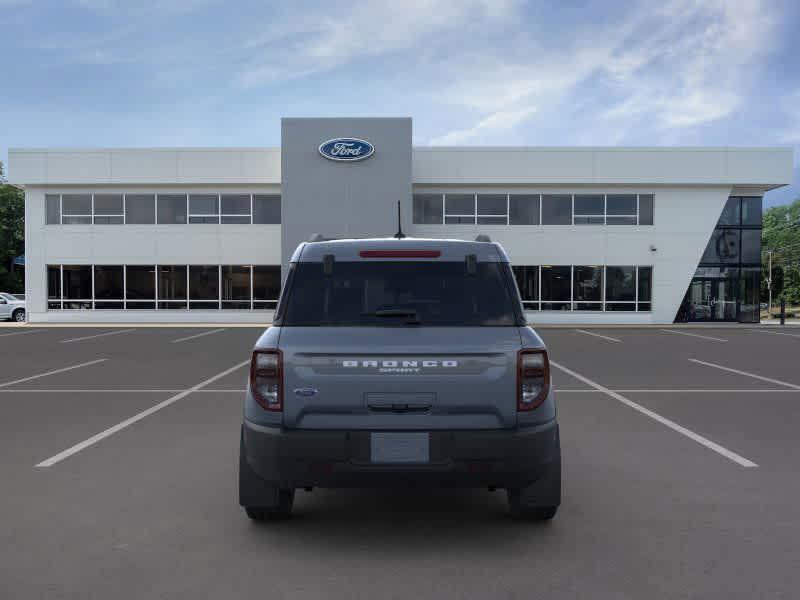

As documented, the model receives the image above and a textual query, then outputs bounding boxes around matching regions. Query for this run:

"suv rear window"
[278,261,521,326]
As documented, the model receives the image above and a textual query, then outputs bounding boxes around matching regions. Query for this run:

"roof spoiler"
[474,234,492,242]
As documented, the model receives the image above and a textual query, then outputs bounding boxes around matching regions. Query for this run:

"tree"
[762,197,800,305]
[0,161,25,293]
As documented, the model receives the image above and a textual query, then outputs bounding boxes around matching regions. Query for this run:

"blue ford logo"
[318,138,375,162]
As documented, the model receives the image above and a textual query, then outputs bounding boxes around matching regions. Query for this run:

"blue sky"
[1,0,798,206]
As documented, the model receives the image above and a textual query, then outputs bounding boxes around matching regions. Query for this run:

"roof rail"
[474,234,492,243]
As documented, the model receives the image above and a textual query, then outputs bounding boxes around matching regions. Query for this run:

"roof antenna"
[393,200,406,239]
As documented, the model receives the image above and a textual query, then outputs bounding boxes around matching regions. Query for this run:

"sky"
[1,0,798,207]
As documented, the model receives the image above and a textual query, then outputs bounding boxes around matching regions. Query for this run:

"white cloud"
[429,107,536,145]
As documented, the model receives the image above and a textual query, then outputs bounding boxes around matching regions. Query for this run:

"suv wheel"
[244,490,295,521]
[12,309,25,322]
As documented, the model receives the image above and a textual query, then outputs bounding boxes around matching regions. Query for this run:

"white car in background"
[0,293,26,322]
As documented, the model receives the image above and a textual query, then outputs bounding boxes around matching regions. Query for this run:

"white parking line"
[689,358,800,390]
[0,359,108,389]
[575,329,622,343]
[556,388,800,393]
[60,329,135,344]
[35,359,250,468]
[0,388,246,393]
[551,360,758,468]
[747,329,800,338]
[171,328,227,343]
[660,329,727,342]
[0,329,44,338]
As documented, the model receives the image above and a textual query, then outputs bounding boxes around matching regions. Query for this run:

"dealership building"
[8,117,794,324]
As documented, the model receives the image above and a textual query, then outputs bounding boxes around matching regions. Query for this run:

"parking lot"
[1,324,799,599]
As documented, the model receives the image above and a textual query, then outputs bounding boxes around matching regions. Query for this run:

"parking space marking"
[171,328,227,343]
[575,329,622,343]
[660,329,727,342]
[0,329,44,338]
[556,388,800,393]
[60,329,136,344]
[35,359,250,468]
[551,360,759,468]
[0,388,246,393]
[689,358,800,390]
[747,329,800,338]
[0,359,108,389]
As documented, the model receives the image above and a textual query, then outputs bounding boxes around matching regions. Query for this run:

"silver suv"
[239,237,561,520]
[0,293,26,322]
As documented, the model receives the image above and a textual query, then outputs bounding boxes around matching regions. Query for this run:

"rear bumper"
[241,419,560,489]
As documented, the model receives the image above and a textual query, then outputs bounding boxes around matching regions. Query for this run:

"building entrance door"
[685,277,738,322]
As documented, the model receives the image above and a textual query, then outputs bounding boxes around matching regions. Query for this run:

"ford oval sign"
[318,138,375,162]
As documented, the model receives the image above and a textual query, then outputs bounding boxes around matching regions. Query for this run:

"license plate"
[370,433,429,463]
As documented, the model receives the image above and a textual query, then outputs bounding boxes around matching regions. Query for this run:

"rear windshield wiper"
[361,308,421,324]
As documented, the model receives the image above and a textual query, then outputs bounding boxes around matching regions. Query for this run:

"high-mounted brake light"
[250,349,283,411]
[359,250,441,258]
[517,349,550,411]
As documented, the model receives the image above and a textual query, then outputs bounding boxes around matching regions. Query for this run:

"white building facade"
[9,117,794,325]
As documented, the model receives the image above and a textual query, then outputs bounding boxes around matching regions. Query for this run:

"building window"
[573,195,604,225]
[606,195,637,225]
[62,194,92,225]
[476,194,507,224]
[221,194,251,224]
[638,194,654,225]
[512,265,539,309]
[509,194,539,225]
[413,194,444,224]
[741,196,762,226]
[157,194,187,224]
[253,194,281,224]
[541,195,572,225]
[222,265,251,309]
[125,194,156,225]
[444,194,476,224]
[47,264,281,311]
[158,266,187,309]
[605,266,636,311]
[189,194,219,224]
[541,265,572,310]
[573,265,602,310]
[46,194,61,225]
[93,194,124,224]
[702,229,741,263]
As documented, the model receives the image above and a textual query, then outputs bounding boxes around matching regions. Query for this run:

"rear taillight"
[250,349,282,411]
[517,349,550,411]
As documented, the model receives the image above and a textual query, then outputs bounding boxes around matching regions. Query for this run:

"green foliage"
[0,162,25,293]
[762,197,800,305]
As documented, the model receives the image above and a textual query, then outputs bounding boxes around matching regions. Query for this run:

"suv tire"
[244,490,295,521]
[12,309,25,322]
[507,458,561,520]
[239,428,294,520]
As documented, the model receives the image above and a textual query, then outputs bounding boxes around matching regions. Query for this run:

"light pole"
[767,250,773,319]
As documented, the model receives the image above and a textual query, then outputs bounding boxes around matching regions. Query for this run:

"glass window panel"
[541,195,571,225]
[253,301,278,310]
[157,194,187,224]
[606,216,637,225]
[574,302,602,311]
[738,267,760,323]
[126,301,156,310]
[512,266,539,302]
[573,266,602,301]
[605,303,636,311]
[47,266,61,299]
[94,194,123,214]
[93,266,123,299]
[445,216,475,224]
[741,197,762,227]
[701,229,740,263]
[606,194,637,215]
[574,195,604,215]
[158,266,187,300]
[740,230,761,263]
[222,266,251,301]
[94,302,124,310]
[93,216,124,224]
[541,266,571,301]
[189,301,218,310]
[46,194,61,224]
[221,194,250,215]
[717,197,741,226]
[637,302,652,312]
[253,266,281,300]
[64,301,92,310]
[605,266,635,301]
[445,194,475,216]
[158,301,188,310]
[125,266,156,299]
[189,265,219,301]
[477,216,506,225]
[48,301,62,310]
[221,215,251,224]
[222,301,251,310]
[189,194,219,215]
[253,194,281,224]
[509,194,540,225]
[574,215,605,225]
[637,267,652,302]
[125,194,155,224]
[62,265,92,299]
[477,194,507,216]
[542,302,571,311]
[189,216,219,224]
[62,194,92,215]
[62,216,92,224]
[638,194,654,225]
